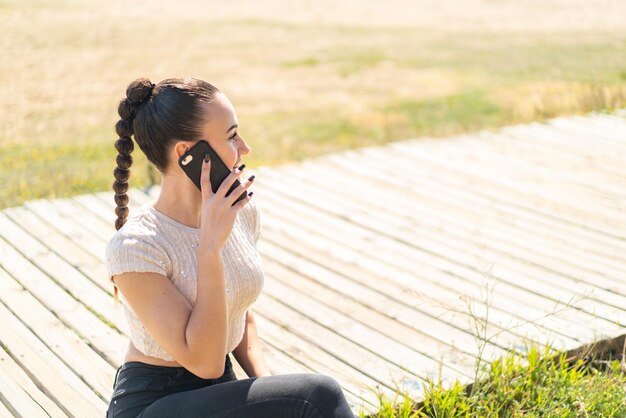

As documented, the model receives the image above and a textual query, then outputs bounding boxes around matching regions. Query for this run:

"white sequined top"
[104,198,265,361]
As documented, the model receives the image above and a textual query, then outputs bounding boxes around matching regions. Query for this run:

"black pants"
[106,354,357,417]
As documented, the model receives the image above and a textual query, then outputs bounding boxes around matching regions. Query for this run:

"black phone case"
[177,140,248,206]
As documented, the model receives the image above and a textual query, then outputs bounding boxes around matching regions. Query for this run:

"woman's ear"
[173,141,192,159]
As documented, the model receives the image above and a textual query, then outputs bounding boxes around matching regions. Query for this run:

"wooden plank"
[252,311,380,414]
[498,127,626,187]
[254,292,428,401]
[285,155,621,264]
[352,142,622,282]
[5,204,110,295]
[341,152,626,282]
[308,151,626,302]
[38,197,115,249]
[0,266,116,404]
[261,251,481,376]
[255,167,623,343]
[71,194,120,232]
[433,130,626,204]
[529,119,626,162]
[26,198,114,262]
[22,199,109,264]
[548,116,626,147]
[298,160,619,330]
[0,225,127,366]
[385,139,626,233]
[590,113,626,137]
[256,207,542,349]
[258,190,588,348]
[497,128,626,186]
[354,140,626,240]
[0,345,63,418]
[466,130,626,215]
[93,188,154,208]
[0,210,129,338]
[502,123,626,176]
[262,264,461,384]
[0,294,106,417]
[0,399,17,418]
[394,133,615,232]
[316,144,626,263]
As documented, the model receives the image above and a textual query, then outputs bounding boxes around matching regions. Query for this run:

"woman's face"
[172,92,251,175]
[200,92,251,170]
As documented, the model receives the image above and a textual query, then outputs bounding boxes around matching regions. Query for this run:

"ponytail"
[111,78,154,304]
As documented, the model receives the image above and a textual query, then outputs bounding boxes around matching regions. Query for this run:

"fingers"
[200,152,212,199]
[233,190,253,210]
[201,157,255,207]
[216,164,246,198]
[227,175,255,207]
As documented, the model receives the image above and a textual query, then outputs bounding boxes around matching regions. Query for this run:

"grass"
[356,342,626,417]
[2,1,626,209]
[352,261,626,417]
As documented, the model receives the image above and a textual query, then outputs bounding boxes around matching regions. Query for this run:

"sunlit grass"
[355,342,626,417]
[350,255,626,417]
[1,2,626,209]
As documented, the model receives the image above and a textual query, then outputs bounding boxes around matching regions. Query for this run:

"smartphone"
[177,140,248,206]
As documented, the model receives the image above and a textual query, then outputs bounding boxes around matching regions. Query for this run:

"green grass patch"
[282,57,321,67]
[356,342,626,417]
[335,50,387,76]
[0,141,155,210]
[381,91,506,138]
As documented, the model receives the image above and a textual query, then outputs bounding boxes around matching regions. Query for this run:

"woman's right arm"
[184,248,229,377]
[112,267,226,379]
[112,245,238,379]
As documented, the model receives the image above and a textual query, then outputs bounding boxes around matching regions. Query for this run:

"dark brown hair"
[112,77,220,304]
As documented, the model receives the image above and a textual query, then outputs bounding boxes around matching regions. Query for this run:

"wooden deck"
[0,111,625,417]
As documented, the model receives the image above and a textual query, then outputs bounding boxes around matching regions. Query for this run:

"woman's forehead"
[202,95,237,132]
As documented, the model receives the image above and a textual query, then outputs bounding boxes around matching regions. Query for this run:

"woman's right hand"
[199,152,254,251]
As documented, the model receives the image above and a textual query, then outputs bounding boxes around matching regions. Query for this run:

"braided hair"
[112,77,220,304]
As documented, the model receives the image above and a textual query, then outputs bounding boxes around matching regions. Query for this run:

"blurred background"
[1,0,625,210]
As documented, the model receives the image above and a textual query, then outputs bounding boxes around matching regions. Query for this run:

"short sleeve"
[104,233,172,282]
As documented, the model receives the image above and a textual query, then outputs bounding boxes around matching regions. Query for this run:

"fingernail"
[248,192,254,197]
[204,153,210,163]
[248,175,255,181]
[237,164,246,172]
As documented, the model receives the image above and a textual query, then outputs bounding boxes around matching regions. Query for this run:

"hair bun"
[126,78,155,105]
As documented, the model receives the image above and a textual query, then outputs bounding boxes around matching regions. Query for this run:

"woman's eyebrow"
[226,124,238,134]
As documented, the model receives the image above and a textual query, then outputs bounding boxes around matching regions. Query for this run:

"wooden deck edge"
[563,333,626,361]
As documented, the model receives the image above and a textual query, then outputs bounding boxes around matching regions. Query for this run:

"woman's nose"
[239,139,251,154]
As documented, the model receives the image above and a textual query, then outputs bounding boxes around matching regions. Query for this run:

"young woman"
[105,77,356,417]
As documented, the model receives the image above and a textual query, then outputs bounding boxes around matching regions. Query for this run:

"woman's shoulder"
[104,207,173,278]
[106,205,162,250]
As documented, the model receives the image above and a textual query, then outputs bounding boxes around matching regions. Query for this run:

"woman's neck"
[151,174,202,229]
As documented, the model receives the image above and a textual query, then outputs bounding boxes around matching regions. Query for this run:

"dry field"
[1,0,625,208]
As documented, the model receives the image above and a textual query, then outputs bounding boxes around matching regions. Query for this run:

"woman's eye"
[229,133,238,141]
